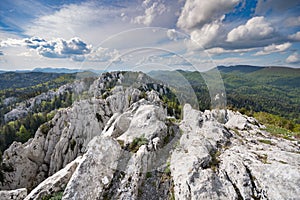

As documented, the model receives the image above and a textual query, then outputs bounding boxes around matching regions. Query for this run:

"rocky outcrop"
[1,72,299,199]
[0,72,176,191]
[0,188,27,200]
[62,137,122,199]
[25,157,82,200]
[4,79,91,123]
[1,98,112,190]
[171,104,300,200]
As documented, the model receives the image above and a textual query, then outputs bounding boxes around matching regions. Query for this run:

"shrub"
[40,123,50,134]
[129,137,148,153]
[70,139,76,151]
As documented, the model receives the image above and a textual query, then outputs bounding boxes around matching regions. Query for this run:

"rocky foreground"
[0,72,299,200]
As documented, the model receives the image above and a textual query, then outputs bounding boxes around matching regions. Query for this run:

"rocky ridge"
[0,71,299,200]
[4,78,91,123]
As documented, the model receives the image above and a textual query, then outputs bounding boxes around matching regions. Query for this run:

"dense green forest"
[149,65,300,139]
[149,66,300,122]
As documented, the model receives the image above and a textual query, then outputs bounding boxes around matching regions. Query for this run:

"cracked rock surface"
[171,104,300,200]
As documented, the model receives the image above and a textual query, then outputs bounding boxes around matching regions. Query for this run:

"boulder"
[25,157,82,200]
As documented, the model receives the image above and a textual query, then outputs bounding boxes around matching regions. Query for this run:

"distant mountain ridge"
[217,65,300,73]
[0,65,299,74]
[217,65,264,73]
[32,68,84,74]
[0,67,104,74]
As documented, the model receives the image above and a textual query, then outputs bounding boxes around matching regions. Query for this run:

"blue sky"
[0,0,299,71]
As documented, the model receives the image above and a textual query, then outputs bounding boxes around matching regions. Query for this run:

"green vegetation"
[128,136,148,153]
[70,139,76,151]
[258,139,273,145]
[149,66,300,140]
[0,112,56,152]
[41,191,63,200]
[253,112,300,140]
[138,83,182,119]
[0,72,76,125]
[257,153,269,164]
[210,150,221,172]
[0,72,96,154]
[149,66,300,123]
[164,161,171,176]
[146,171,152,179]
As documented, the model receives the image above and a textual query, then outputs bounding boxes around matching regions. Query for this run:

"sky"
[0,0,300,71]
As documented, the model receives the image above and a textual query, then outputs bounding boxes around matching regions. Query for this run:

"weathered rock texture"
[171,104,300,200]
[0,188,27,200]
[24,156,82,200]
[4,79,90,123]
[0,72,299,200]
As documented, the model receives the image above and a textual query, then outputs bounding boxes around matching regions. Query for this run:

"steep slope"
[0,71,299,200]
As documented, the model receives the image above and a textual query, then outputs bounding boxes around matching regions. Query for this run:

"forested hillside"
[149,65,300,138]
[0,71,96,153]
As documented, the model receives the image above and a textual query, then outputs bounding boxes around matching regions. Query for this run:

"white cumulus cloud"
[190,22,222,48]
[36,37,91,59]
[286,52,300,64]
[177,0,240,31]
[133,0,167,26]
[207,47,254,55]
[255,42,292,56]
[176,0,240,49]
[1,37,91,60]
[227,16,275,42]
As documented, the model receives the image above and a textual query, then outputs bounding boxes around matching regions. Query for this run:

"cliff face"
[0,72,299,200]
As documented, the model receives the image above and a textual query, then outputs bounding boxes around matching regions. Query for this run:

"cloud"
[166,29,178,41]
[255,0,300,15]
[286,52,300,64]
[285,16,300,27]
[288,32,300,41]
[24,37,47,48]
[36,38,91,59]
[176,0,242,49]
[132,0,167,26]
[87,47,121,63]
[166,29,186,41]
[212,56,260,66]
[1,37,91,60]
[190,21,222,48]
[24,2,135,43]
[254,42,292,56]
[207,47,254,55]
[227,17,275,42]
[177,0,240,31]
[0,0,53,35]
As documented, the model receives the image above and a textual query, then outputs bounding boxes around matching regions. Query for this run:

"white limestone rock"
[171,104,300,200]
[62,137,122,200]
[0,188,27,200]
[25,156,82,200]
